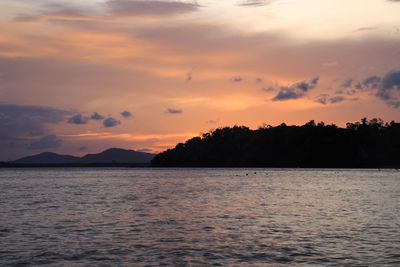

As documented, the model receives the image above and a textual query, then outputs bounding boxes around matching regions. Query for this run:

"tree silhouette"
[151,118,400,168]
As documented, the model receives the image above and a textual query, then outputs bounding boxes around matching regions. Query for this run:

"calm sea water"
[0,168,399,266]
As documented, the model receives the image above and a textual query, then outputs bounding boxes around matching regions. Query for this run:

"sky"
[1,0,400,160]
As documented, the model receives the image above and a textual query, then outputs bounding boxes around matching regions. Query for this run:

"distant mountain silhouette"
[13,148,155,164]
[14,152,80,164]
[151,118,400,168]
[79,148,155,163]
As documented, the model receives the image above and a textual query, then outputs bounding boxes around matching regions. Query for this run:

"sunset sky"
[1,0,400,160]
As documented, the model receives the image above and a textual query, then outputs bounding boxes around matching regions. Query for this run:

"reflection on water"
[0,168,399,266]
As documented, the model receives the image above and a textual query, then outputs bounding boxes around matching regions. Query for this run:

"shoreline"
[0,163,398,169]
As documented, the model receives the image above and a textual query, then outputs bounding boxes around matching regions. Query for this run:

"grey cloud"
[314,94,329,105]
[329,96,346,104]
[186,71,192,83]
[42,2,98,19]
[316,94,357,105]
[121,110,132,117]
[346,89,356,96]
[238,0,271,6]
[67,114,89,124]
[310,76,320,86]
[295,76,319,92]
[0,104,73,160]
[43,2,89,14]
[388,101,400,108]
[12,15,41,23]
[11,2,96,24]
[382,69,400,90]
[232,76,243,82]
[354,27,377,32]
[316,95,346,104]
[315,98,327,105]
[106,0,199,17]
[272,87,304,101]
[0,104,70,140]
[256,77,263,83]
[28,135,62,150]
[79,146,87,151]
[340,78,353,88]
[103,117,121,127]
[207,118,220,124]
[354,82,362,90]
[12,0,198,25]
[262,86,275,92]
[357,70,400,107]
[296,82,311,92]
[166,108,182,114]
[376,69,400,101]
[363,75,381,88]
[90,112,104,120]
[272,76,319,101]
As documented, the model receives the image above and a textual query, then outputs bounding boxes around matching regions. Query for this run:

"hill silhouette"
[80,148,155,163]
[13,152,80,164]
[12,148,155,164]
[151,118,400,168]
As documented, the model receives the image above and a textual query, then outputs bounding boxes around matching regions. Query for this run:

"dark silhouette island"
[151,118,400,168]
[13,152,80,164]
[79,148,155,163]
[1,148,156,167]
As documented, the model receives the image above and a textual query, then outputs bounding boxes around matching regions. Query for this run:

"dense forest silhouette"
[151,118,400,168]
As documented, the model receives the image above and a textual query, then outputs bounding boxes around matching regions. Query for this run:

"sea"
[0,168,399,266]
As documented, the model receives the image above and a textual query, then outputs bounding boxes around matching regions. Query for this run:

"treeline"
[151,118,400,168]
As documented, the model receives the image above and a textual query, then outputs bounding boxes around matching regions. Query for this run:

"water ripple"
[0,168,399,266]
